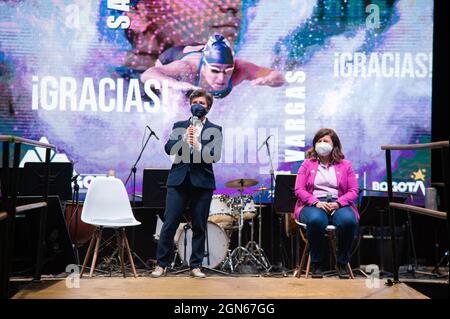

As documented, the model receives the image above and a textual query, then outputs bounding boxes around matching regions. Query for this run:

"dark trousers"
[299,199,358,265]
[156,173,213,269]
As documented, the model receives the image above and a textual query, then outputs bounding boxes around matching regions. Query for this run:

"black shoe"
[337,263,350,279]
[311,262,323,278]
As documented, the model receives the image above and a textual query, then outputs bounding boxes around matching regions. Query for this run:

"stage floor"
[11,276,427,299]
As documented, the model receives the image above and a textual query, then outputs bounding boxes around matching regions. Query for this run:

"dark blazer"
[164,118,222,189]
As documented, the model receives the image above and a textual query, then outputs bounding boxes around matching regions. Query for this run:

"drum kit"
[220,178,271,272]
[154,178,272,273]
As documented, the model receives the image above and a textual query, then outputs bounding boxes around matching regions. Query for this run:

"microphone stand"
[69,176,81,265]
[172,223,191,274]
[124,127,159,270]
[261,137,283,273]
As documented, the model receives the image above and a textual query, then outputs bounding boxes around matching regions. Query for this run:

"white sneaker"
[190,268,206,278]
[151,266,166,278]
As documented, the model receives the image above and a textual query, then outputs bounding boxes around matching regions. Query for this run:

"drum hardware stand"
[172,223,191,274]
[244,191,271,271]
[244,223,271,271]
[221,249,235,272]
[228,182,268,272]
[124,126,159,270]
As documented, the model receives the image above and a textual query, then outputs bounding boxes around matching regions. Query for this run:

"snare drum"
[242,195,257,220]
[231,195,257,220]
[208,194,235,228]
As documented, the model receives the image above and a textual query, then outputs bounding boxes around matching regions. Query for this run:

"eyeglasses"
[203,59,234,75]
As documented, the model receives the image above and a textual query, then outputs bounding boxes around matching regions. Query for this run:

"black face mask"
[190,103,208,117]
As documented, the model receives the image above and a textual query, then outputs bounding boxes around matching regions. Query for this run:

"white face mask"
[315,142,333,157]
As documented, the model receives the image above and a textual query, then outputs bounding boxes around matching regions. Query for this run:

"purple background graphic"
[0,0,432,204]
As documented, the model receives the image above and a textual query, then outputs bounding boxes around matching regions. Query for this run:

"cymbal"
[254,204,267,207]
[224,178,259,189]
[256,187,269,192]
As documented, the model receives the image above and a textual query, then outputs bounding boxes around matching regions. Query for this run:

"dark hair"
[306,128,345,162]
[189,89,213,108]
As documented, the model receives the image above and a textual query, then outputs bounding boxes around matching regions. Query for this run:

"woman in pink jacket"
[293,128,359,279]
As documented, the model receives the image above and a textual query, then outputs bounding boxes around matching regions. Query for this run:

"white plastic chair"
[80,176,141,278]
[293,219,354,279]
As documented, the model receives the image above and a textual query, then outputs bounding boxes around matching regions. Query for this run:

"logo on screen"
[371,168,427,195]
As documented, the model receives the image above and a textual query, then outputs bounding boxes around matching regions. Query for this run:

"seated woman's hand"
[328,202,340,212]
[315,201,331,213]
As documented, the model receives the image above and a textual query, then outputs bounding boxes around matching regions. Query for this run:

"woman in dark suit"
[152,89,222,278]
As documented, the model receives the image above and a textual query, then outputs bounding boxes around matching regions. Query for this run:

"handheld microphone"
[191,116,199,126]
[189,116,199,151]
[146,125,160,140]
[258,135,272,151]
[325,192,336,220]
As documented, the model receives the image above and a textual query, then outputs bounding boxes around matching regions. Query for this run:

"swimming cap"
[203,34,234,65]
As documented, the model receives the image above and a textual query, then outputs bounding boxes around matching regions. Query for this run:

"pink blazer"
[293,158,359,221]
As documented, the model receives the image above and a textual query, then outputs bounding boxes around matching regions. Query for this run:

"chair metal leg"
[294,244,306,278]
[123,229,137,278]
[298,226,357,279]
[293,249,302,277]
[295,242,309,278]
[347,263,355,279]
[80,228,97,278]
[89,228,102,277]
[305,255,311,279]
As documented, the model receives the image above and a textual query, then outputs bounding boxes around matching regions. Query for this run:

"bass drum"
[64,201,96,245]
[154,215,185,243]
[176,221,229,269]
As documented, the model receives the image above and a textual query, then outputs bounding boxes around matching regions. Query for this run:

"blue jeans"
[299,199,358,265]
